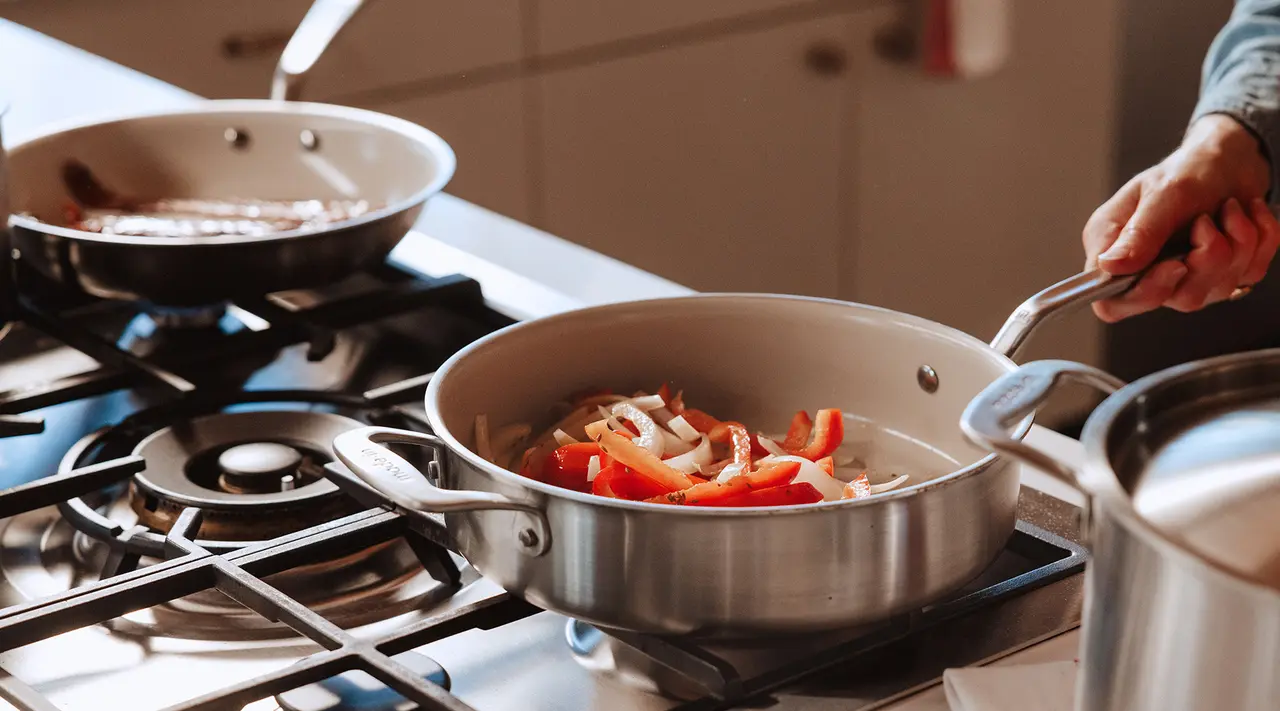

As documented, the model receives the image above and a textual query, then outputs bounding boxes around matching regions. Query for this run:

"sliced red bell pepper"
[706,420,770,457]
[592,464,672,500]
[680,408,720,434]
[786,409,844,460]
[646,460,800,506]
[782,410,813,451]
[713,482,823,507]
[587,421,693,491]
[815,456,835,476]
[728,423,753,472]
[542,442,602,492]
[657,383,674,405]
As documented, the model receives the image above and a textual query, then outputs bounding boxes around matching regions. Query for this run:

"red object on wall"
[923,0,958,77]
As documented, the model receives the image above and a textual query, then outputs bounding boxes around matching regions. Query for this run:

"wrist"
[1185,113,1271,195]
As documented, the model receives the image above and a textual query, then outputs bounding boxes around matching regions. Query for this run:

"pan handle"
[990,223,1197,359]
[331,426,551,556]
[271,0,372,102]
[960,360,1125,487]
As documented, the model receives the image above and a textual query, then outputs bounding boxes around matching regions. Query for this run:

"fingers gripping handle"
[960,360,1125,487]
[332,426,550,555]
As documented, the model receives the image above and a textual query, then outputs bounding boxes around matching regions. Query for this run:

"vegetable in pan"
[474,385,912,507]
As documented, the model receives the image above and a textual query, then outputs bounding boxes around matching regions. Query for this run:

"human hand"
[1083,114,1279,322]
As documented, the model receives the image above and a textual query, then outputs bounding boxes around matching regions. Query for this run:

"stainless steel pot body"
[5,101,453,306]
[336,294,1027,636]
[962,353,1280,711]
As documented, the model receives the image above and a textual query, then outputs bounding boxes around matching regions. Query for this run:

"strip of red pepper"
[782,411,813,451]
[696,413,770,457]
[787,409,844,460]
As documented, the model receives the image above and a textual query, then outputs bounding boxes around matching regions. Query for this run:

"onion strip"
[553,429,579,446]
[870,474,910,494]
[665,436,713,475]
[611,402,665,458]
[666,415,701,442]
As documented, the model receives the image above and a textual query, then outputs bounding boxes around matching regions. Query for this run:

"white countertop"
[0,18,1086,709]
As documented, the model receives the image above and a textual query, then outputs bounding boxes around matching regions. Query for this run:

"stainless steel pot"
[962,352,1280,711]
[327,246,1183,637]
[3,0,453,307]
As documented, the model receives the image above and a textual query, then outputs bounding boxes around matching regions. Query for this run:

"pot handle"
[990,224,1196,359]
[332,426,550,556]
[960,360,1125,487]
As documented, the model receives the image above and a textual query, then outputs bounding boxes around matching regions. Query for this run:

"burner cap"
[218,442,304,493]
[129,410,362,540]
[276,652,450,711]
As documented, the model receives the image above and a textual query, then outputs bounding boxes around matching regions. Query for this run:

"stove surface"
[0,265,1086,711]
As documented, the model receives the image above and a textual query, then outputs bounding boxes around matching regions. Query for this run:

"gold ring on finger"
[1229,285,1254,301]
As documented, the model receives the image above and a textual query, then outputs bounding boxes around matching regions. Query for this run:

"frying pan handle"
[960,360,1125,488]
[990,222,1198,359]
[271,0,372,101]
[331,426,551,556]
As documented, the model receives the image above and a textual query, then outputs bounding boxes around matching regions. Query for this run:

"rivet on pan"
[917,365,939,394]
[517,529,540,549]
[299,129,321,151]
[224,127,251,150]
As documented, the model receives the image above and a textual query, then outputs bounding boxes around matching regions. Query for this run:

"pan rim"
[5,99,455,247]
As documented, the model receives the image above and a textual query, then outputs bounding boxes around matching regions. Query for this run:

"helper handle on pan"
[271,0,372,102]
[990,222,1198,359]
[960,360,1125,488]
[331,426,551,556]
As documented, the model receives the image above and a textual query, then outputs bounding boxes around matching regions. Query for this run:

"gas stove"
[0,260,1087,711]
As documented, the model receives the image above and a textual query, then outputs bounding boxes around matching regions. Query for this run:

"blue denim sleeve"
[1193,0,1280,199]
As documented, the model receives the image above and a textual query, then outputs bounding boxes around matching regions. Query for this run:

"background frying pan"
[3,0,455,307]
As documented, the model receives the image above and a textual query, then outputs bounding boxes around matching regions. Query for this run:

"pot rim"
[1079,348,1280,601]
[5,99,455,247]
[424,292,1030,516]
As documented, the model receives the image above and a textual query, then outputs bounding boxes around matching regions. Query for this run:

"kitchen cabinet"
[538,14,855,297]
[362,80,532,223]
[0,0,521,101]
[534,0,825,55]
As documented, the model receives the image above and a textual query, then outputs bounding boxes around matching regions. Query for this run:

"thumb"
[1098,188,1206,275]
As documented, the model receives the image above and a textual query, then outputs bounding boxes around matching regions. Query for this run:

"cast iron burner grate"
[0,372,539,711]
[0,260,504,420]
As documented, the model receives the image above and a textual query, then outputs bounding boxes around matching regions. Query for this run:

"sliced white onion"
[611,402,665,458]
[870,474,910,494]
[660,429,695,456]
[666,415,701,442]
[623,394,666,412]
[474,414,493,462]
[768,455,845,501]
[664,436,713,475]
[757,435,788,457]
[649,406,676,428]
[715,462,746,483]
[587,455,602,482]
[492,423,532,468]
[835,455,857,467]
[597,405,627,433]
[553,429,579,447]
